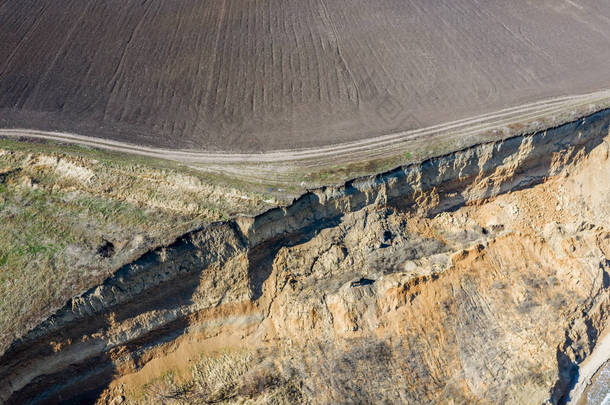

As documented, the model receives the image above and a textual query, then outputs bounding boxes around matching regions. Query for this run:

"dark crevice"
[350,278,375,288]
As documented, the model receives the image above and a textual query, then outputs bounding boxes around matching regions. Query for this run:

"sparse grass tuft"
[0,142,278,353]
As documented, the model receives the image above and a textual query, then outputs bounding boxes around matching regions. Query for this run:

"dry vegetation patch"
[0,140,276,352]
[122,350,301,405]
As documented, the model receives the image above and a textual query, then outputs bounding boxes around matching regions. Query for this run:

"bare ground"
[1,0,609,152]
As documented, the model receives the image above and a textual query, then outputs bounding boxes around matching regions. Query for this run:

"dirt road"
[1,89,609,170]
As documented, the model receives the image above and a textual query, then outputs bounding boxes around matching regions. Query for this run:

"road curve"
[1,88,609,167]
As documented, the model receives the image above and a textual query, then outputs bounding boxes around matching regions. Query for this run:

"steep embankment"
[1,110,610,404]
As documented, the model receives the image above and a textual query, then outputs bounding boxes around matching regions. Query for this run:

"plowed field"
[1,0,609,151]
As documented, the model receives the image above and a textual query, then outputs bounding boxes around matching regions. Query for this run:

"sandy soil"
[1,0,610,152]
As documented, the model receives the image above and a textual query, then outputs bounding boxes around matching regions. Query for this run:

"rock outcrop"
[1,110,610,404]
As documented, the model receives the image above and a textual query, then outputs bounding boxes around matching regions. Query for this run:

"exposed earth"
[1,108,610,404]
[1,1,610,404]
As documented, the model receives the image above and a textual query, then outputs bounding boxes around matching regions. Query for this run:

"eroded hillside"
[1,110,610,404]
[0,141,278,356]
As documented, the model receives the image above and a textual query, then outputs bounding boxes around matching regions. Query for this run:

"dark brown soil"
[1,0,609,152]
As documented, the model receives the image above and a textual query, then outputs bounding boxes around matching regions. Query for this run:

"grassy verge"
[0,140,278,352]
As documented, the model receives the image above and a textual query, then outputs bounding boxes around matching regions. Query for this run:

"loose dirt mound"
[1,0,609,151]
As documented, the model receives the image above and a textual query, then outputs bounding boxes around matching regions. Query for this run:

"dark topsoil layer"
[1,0,609,152]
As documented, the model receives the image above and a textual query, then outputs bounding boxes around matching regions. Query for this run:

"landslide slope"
[1,0,610,151]
[1,110,609,404]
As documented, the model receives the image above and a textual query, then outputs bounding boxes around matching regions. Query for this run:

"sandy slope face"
[1,0,610,151]
[1,112,610,404]
[257,159,610,404]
